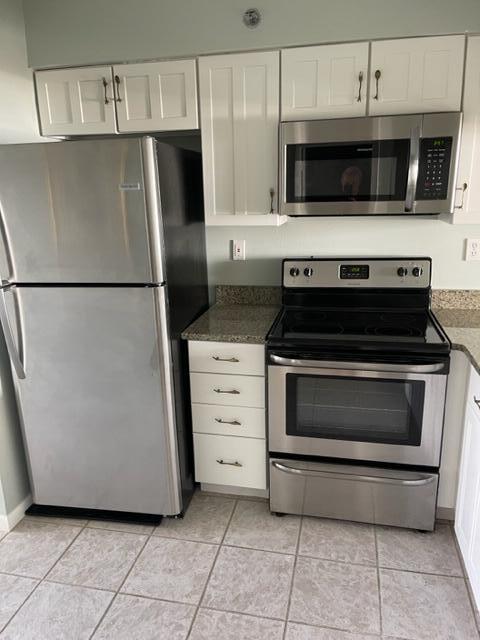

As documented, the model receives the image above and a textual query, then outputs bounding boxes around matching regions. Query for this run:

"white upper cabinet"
[36,66,116,136]
[199,51,286,226]
[113,59,198,132]
[281,42,369,120]
[453,36,480,223]
[369,36,465,116]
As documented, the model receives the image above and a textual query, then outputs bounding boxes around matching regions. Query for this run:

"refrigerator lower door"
[5,284,182,515]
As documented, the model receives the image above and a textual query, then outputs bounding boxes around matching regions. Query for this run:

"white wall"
[0,0,40,142]
[23,0,480,69]
[207,216,480,289]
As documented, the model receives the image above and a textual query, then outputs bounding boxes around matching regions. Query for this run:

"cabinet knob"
[373,69,381,100]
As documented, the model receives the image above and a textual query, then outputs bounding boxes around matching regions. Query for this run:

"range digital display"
[339,264,370,280]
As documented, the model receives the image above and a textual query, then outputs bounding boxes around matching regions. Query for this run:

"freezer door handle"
[0,287,25,378]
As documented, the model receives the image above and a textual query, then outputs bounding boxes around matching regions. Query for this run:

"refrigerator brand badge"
[119,182,142,191]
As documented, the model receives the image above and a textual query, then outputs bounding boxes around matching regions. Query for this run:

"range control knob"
[304,267,314,278]
[289,267,300,277]
[412,266,423,278]
[397,267,408,277]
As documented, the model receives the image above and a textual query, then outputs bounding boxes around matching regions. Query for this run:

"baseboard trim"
[201,483,269,499]
[0,494,32,532]
[436,506,455,521]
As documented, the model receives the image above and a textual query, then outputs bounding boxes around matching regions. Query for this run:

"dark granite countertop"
[181,303,280,344]
[434,309,480,374]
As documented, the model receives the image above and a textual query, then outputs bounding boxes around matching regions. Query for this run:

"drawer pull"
[214,388,240,394]
[212,356,239,362]
[215,418,242,426]
[474,396,480,409]
[216,459,243,467]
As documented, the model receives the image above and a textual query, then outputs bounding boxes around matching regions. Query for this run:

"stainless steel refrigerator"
[0,136,208,521]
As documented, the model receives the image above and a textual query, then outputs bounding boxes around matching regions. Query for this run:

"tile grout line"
[86,521,158,639]
[185,498,239,640]
[373,526,384,637]
[281,514,303,640]
[0,517,88,635]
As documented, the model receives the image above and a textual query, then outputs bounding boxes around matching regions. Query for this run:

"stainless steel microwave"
[279,112,462,216]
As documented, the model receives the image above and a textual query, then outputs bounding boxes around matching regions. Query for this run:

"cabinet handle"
[214,388,240,394]
[474,396,480,409]
[216,459,243,467]
[212,356,239,363]
[454,183,468,209]
[114,75,122,102]
[102,77,110,105]
[269,188,275,214]
[356,71,364,102]
[373,69,381,100]
[215,418,242,426]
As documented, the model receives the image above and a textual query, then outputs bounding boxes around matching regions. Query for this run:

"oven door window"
[285,139,410,203]
[286,374,425,445]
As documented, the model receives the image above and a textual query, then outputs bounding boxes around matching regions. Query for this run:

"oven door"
[268,355,448,467]
[280,115,420,216]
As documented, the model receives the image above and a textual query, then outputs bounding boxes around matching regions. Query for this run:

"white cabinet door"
[281,42,369,120]
[453,36,480,223]
[113,59,198,132]
[36,67,116,136]
[199,51,285,226]
[455,368,480,609]
[369,36,465,116]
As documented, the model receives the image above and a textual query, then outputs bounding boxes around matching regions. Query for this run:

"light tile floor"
[0,493,477,639]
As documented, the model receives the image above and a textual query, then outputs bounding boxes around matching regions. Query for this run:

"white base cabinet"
[455,364,480,609]
[188,341,267,493]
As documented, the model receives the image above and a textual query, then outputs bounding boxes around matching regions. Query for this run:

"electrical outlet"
[466,238,480,261]
[232,239,246,261]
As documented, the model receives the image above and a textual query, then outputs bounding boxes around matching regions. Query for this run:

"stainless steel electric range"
[267,257,450,531]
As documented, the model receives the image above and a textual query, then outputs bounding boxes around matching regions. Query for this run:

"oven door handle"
[268,354,445,374]
[271,461,436,487]
[404,125,421,213]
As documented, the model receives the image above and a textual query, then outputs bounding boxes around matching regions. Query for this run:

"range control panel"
[416,137,452,201]
[283,258,431,289]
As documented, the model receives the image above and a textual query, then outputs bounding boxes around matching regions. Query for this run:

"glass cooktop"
[268,308,448,348]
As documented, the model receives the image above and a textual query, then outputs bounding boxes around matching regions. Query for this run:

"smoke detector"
[243,8,261,28]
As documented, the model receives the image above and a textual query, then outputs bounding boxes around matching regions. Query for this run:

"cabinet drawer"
[192,403,265,438]
[468,366,480,412]
[189,341,265,376]
[190,372,265,408]
[194,433,266,489]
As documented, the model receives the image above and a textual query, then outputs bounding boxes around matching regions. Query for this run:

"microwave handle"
[405,126,421,212]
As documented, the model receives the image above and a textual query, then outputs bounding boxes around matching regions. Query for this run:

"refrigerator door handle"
[153,284,182,513]
[0,287,25,379]
[141,137,165,285]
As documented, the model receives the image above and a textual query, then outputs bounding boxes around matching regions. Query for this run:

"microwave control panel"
[416,137,452,201]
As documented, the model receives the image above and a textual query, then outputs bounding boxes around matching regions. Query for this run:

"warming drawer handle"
[215,418,242,426]
[217,459,243,467]
[212,356,239,363]
[214,388,240,394]
[272,461,436,487]
[268,354,445,374]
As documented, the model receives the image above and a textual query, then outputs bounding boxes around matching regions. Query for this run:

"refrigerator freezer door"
[0,139,163,284]
[6,285,181,515]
